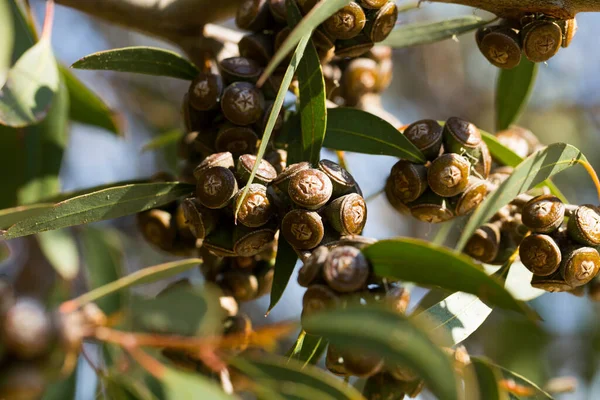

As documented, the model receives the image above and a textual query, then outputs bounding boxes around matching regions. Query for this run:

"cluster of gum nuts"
[0,281,105,399]
[476,14,578,69]
[385,117,492,223]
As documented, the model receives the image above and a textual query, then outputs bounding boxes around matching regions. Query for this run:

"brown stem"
[427,0,600,19]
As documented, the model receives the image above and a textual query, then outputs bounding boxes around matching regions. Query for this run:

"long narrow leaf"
[496,59,538,131]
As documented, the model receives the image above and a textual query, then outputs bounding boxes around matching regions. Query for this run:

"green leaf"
[0,203,53,229]
[130,286,223,337]
[414,291,493,346]
[302,306,458,400]
[235,30,312,219]
[382,16,493,48]
[41,367,77,400]
[232,354,364,400]
[0,0,15,86]
[504,261,545,301]
[456,143,584,251]
[495,59,538,131]
[268,236,298,313]
[471,358,509,400]
[60,65,123,135]
[287,0,327,165]
[102,373,160,400]
[66,258,202,309]
[161,367,233,400]
[37,229,79,281]
[258,0,350,85]
[81,226,125,315]
[363,238,533,316]
[0,182,194,239]
[0,34,59,127]
[286,330,328,366]
[323,108,425,163]
[71,47,199,81]
[142,129,183,152]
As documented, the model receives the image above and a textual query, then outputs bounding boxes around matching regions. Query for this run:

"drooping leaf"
[456,143,584,251]
[0,0,15,86]
[0,33,59,127]
[37,229,79,281]
[323,108,425,163]
[142,129,183,152]
[71,47,199,81]
[495,59,538,131]
[102,373,160,400]
[268,236,299,313]
[160,367,234,400]
[232,354,364,400]
[235,32,312,219]
[504,261,545,301]
[41,366,77,400]
[60,65,123,135]
[258,0,350,85]
[287,0,326,165]
[64,258,202,310]
[363,238,533,317]
[81,226,125,315]
[286,330,328,366]
[302,306,458,400]
[0,182,194,239]
[471,358,509,400]
[0,203,53,229]
[382,16,493,48]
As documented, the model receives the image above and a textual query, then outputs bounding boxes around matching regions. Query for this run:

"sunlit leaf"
[71,47,199,80]
[0,0,15,86]
[160,367,233,399]
[0,203,53,229]
[286,331,327,366]
[142,129,183,152]
[496,59,538,131]
[471,358,509,400]
[37,229,79,281]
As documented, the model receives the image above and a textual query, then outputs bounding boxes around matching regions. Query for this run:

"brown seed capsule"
[388,160,428,203]
[234,184,274,228]
[0,362,47,400]
[236,154,278,186]
[567,205,600,246]
[178,131,201,161]
[274,27,292,62]
[196,166,238,209]
[522,20,562,63]
[474,141,492,179]
[138,209,177,251]
[453,177,487,216]
[188,73,223,111]
[560,18,577,48]
[363,373,406,400]
[2,298,55,360]
[522,194,565,233]
[389,364,419,382]
[318,159,358,197]
[531,270,573,292]
[409,191,455,223]
[203,225,237,257]
[402,119,443,161]
[341,58,379,106]
[427,153,471,198]
[313,27,336,52]
[272,161,311,194]
[519,234,562,276]
[479,26,522,69]
[296,0,319,14]
[264,148,287,174]
[488,166,514,187]
[385,286,411,314]
[256,101,285,136]
[323,2,366,40]
[282,209,325,250]
[288,169,334,210]
[443,117,482,154]
[191,128,220,157]
[341,348,384,377]
[324,193,368,235]
[219,57,262,84]
[222,270,259,302]
[465,223,501,263]
[221,82,265,126]
[360,0,386,9]
[335,33,375,58]
[268,0,287,23]
[560,246,600,287]
[374,57,393,93]
[385,176,411,215]
[302,284,341,316]
[215,123,258,157]
[238,33,274,67]
[364,1,398,43]
[323,246,370,293]
[222,313,253,354]
[496,126,535,158]
[298,246,329,287]
[236,0,272,31]
[326,344,348,376]
[233,226,277,257]
[193,152,235,180]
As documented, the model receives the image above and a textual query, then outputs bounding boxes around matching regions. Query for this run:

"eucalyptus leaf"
[287,0,327,165]
[496,59,538,131]
[72,47,199,81]
[471,358,509,400]
[232,354,364,400]
[0,203,53,229]
[0,0,15,86]
[60,65,123,135]
[504,261,545,301]
[456,143,584,251]
[364,238,533,316]
[0,182,194,239]
[142,129,183,152]
[323,108,425,163]
[382,16,493,48]
[161,367,233,400]
[268,235,299,313]
[286,331,327,366]
[0,35,59,127]
[302,306,458,400]
[258,0,350,85]
[41,367,77,400]
[37,229,79,281]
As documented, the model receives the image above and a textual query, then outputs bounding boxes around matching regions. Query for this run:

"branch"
[427,0,600,19]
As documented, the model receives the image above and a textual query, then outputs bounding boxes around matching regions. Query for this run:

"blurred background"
[4,0,600,398]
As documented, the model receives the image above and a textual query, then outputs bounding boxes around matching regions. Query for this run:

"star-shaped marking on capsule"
[234,92,255,113]
[440,166,462,188]
[203,175,222,196]
[489,46,509,64]
[291,223,312,241]
[299,176,323,196]
[194,80,210,98]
